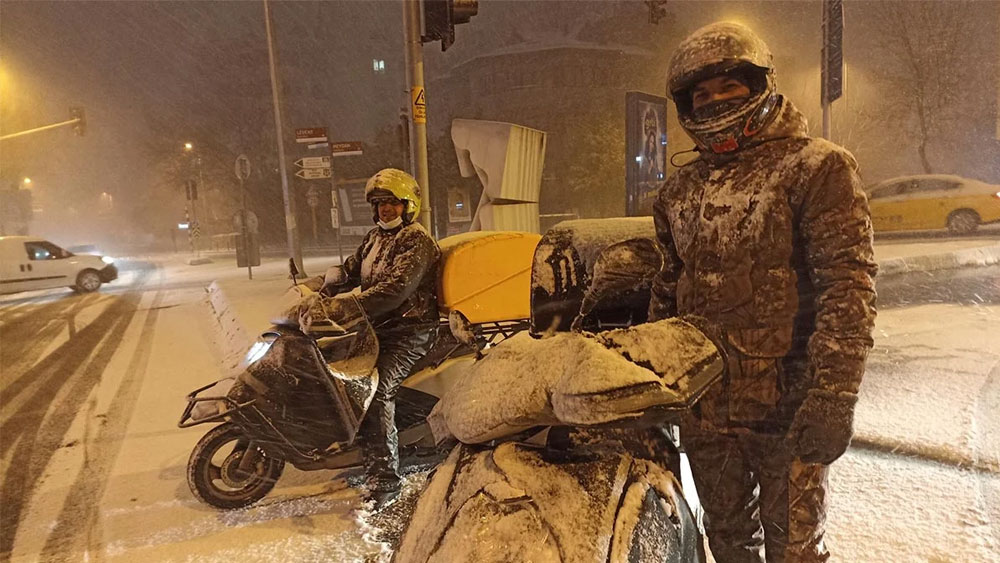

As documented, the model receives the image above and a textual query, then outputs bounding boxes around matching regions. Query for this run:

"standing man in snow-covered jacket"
[649,22,877,562]
[303,168,440,509]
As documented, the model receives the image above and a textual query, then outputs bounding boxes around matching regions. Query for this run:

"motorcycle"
[395,314,723,563]
[177,265,471,510]
[393,218,723,563]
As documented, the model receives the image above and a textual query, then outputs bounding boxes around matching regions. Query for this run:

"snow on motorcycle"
[177,232,539,510]
[394,218,723,563]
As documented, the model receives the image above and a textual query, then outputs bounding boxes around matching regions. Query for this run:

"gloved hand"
[298,294,353,334]
[785,388,858,465]
[300,275,325,292]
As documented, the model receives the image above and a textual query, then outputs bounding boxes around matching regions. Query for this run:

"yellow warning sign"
[411,87,426,124]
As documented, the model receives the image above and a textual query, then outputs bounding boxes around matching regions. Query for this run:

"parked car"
[0,236,117,295]
[866,174,1000,234]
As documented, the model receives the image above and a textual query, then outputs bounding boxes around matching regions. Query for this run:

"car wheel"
[947,210,980,235]
[74,270,102,293]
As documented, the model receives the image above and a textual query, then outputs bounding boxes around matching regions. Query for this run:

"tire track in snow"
[39,273,166,560]
[0,294,104,409]
[0,264,153,561]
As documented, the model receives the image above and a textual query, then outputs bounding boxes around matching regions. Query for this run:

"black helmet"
[667,22,780,154]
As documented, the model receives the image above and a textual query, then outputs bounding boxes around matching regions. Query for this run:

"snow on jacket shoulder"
[649,98,876,425]
[342,222,441,332]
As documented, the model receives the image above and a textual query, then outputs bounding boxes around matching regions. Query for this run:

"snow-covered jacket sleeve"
[800,150,878,396]
[648,184,684,322]
[358,228,438,320]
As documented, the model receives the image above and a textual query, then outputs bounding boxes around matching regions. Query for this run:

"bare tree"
[869,1,977,174]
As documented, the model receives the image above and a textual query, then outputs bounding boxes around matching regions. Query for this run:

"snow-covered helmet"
[666,22,780,154]
[364,168,422,224]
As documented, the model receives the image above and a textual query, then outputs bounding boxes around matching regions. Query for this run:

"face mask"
[378,217,403,230]
[691,97,747,121]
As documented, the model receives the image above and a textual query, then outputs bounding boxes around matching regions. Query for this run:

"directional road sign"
[295,168,332,180]
[295,156,331,169]
[295,127,328,144]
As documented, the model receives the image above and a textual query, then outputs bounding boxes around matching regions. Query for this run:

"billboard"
[625,92,668,216]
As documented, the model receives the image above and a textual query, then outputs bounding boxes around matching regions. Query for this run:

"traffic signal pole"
[402,0,434,237]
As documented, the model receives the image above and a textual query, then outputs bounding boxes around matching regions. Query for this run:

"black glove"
[785,389,858,465]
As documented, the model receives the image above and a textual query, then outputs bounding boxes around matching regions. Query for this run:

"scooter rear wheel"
[187,423,285,510]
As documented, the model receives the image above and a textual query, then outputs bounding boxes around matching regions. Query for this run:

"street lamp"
[184,142,193,151]
[22,177,31,186]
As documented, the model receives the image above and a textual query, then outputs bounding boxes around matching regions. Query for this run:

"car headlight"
[245,340,274,365]
[101,256,115,264]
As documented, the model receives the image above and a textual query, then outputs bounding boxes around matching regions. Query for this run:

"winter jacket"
[342,222,441,335]
[649,98,877,430]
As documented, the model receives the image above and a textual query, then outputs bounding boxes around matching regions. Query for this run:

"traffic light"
[422,0,478,51]
[185,179,198,201]
[69,106,86,136]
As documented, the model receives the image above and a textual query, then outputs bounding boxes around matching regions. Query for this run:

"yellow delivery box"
[437,231,541,324]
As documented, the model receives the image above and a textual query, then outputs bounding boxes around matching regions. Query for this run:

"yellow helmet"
[364,168,422,223]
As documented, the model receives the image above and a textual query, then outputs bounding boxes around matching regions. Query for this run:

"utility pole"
[264,0,304,273]
[402,0,432,236]
[402,0,478,238]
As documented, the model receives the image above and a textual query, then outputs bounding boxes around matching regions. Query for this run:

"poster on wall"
[625,92,668,216]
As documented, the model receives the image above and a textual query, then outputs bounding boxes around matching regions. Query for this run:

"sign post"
[306,185,320,243]
[821,0,844,140]
[234,153,259,279]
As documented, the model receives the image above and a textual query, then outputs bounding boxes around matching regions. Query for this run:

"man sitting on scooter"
[302,168,440,509]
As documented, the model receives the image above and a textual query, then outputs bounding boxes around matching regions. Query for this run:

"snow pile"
[437,318,722,443]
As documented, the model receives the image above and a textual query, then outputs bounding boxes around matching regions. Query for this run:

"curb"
[850,432,1000,474]
[205,281,253,377]
[877,243,1000,277]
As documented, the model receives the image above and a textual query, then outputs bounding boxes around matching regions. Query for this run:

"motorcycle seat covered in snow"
[431,318,723,444]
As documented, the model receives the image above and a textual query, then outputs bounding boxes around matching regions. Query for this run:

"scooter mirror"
[288,258,299,278]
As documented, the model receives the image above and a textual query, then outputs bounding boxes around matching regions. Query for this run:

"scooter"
[178,269,471,510]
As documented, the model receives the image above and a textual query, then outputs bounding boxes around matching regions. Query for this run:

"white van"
[0,236,118,295]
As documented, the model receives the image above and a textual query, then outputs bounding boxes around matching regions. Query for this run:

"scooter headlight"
[245,339,274,365]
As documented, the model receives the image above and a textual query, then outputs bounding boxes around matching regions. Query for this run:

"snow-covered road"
[0,257,389,562]
[1,252,998,562]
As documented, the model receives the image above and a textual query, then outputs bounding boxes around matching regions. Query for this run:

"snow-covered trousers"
[359,327,437,492]
[681,419,830,563]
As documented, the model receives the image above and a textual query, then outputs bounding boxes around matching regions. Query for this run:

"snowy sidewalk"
[855,303,1000,471]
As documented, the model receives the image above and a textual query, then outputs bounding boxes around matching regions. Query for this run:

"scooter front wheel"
[187,423,285,510]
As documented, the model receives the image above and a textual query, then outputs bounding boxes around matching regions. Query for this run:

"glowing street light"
[184,142,193,151]
[22,177,31,185]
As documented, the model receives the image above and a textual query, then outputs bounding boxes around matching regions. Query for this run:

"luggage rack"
[178,380,331,460]
[478,319,530,344]
[177,380,256,429]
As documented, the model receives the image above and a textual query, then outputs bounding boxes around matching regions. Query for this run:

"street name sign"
[295,127,328,144]
[330,141,363,157]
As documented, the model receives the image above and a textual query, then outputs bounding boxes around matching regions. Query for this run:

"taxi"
[866,174,1000,234]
